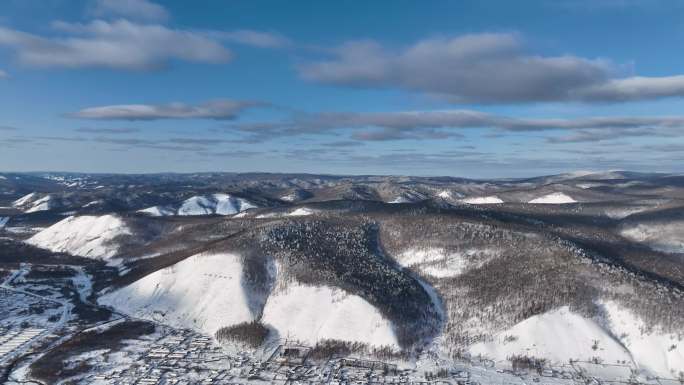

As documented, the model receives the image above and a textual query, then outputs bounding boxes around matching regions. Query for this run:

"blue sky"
[1,0,684,177]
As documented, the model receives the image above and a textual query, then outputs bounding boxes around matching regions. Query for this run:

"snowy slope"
[26,215,130,260]
[397,247,497,278]
[529,192,576,204]
[470,306,632,367]
[138,205,175,217]
[262,283,398,348]
[620,222,684,253]
[602,300,684,377]
[12,192,38,207]
[139,193,257,216]
[461,196,504,204]
[469,304,684,378]
[12,192,58,213]
[102,255,399,348]
[287,208,315,216]
[100,253,260,336]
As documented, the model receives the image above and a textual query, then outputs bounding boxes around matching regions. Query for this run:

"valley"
[0,171,683,384]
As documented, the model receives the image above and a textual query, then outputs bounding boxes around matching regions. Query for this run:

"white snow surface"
[287,207,315,216]
[397,247,496,278]
[529,192,577,204]
[262,283,398,348]
[102,254,398,348]
[470,306,632,367]
[25,195,56,213]
[437,190,452,199]
[100,253,258,336]
[26,214,130,260]
[620,222,684,253]
[601,300,684,377]
[469,304,684,378]
[12,193,57,213]
[461,196,504,204]
[139,193,256,216]
[12,192,37,207]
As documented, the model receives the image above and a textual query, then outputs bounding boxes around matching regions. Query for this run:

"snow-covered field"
[262,283,398,348]
[469,303,684,379]
[287,207,315,216]
[620,222,684,253]
[397,247,496,278]
[101,254,398,348]
[529,192,576,204]
[26,214,131,260]
[461,196,503,204]
[601,300,684,377]
[100,253,261,336]
[12,192,57,213]
[139,194,256,216]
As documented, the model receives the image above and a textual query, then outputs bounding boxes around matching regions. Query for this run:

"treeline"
[215,321,269,348]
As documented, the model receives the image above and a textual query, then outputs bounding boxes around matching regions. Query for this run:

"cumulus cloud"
[299,33,684,103]
[0,20,231,70]
[90,0,170,22]
[70,100,264,120]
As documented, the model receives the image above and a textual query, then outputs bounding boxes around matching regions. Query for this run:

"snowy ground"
[397,247,497,278]
[620,222,684,253]
[26,214,131,261]
[262,282,399,348]
[529,192,577,204]
[468,303,684,379]
[461,196,504,204]
[138,193,256,216]
[99,252,261,337]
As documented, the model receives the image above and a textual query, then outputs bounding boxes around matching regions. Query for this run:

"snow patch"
[100,253,258,336]
[262,283,398,348]
[12,192,37,207]
[139,193,256,216]
[461,196,503,204]
[0,217,9,229]
[620,222,684,253]
[26,214,130,260]
[287,208,315,217]
[602,300,684,377]
[529,192,576,204]
[398,247,496,278]
[470,306,633,368]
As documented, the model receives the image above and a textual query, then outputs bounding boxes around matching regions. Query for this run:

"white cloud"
[299,33,684,103]
[0,20,231,70]
[227,109,684,141]
[70,100,264,120]
[90,0,170,22]
[217,29,292,48]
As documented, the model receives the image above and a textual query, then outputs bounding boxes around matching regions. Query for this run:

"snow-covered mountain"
[26,214,131,260]
[4,171,684,380]
[139,193,257,216]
